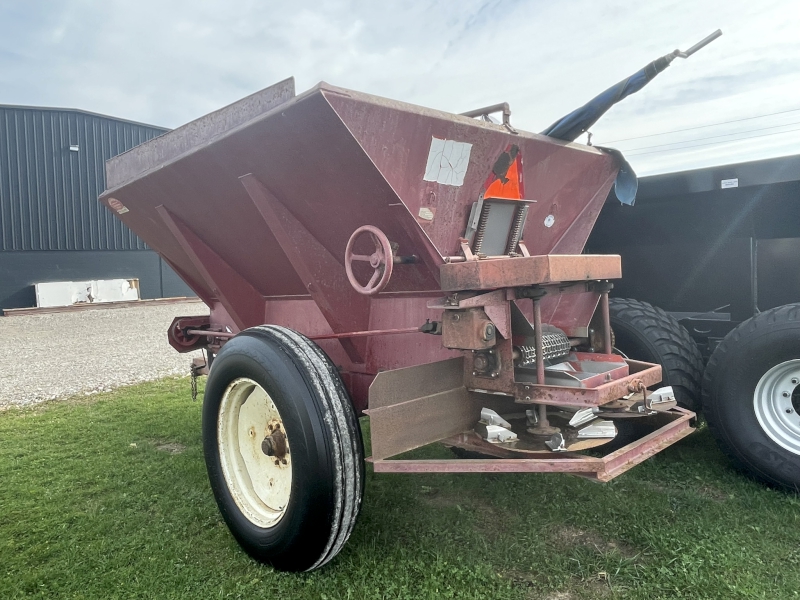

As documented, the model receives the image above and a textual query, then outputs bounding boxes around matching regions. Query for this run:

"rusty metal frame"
[512,359,662,407]
[440,254,622,291]
[369,407,694,481]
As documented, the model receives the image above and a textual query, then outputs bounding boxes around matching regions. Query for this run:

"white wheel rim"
[218,377,292,528]
[753,359,800,456]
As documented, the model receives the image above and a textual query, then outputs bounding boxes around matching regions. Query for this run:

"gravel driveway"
[0,301,209,409]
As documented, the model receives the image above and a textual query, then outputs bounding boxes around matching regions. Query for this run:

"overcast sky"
[1,0,798,175]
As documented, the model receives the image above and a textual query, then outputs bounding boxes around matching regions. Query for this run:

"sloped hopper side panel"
[101,81,619,316]
[101,87,440,309]
[323,88,619,258]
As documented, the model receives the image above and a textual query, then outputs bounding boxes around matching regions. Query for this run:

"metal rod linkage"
[533,297,546,385]
[600,290,612,354]
[186,327,421,341]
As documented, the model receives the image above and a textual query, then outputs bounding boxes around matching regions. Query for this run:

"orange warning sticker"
[482,145,524,200]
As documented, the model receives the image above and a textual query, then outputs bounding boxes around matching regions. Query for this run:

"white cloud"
[1,0,798,174]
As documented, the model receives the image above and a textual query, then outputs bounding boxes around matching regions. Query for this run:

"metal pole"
[600,290,612,354]
[533,297,545,384]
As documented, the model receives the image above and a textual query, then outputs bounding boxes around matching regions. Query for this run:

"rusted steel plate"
[369,457,605,473]
[371,407,694,477]
[367,358,527,460]
[106,78,297,190]
[368,357,464,410]
[440,254,621,291]
[367,387,476,461]
[325,88,618,259]
[513,360,663,407]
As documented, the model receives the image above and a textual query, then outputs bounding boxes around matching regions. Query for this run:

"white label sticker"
[418,207,435,221]
[107,198,129,214]
[721,178,738,189]
[423,137,472,186]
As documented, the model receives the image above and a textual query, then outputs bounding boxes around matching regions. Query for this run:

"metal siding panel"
[0,106,167,252]
[0,112,11,249]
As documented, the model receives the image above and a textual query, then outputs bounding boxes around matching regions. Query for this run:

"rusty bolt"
[274,460,281,466]
[474,355,489,371]
[268,424,274,431]
[281,459,287,465]
[482,323,495,341]
[261,437,275,456]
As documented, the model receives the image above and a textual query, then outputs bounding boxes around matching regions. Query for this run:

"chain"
[190,364,199,401]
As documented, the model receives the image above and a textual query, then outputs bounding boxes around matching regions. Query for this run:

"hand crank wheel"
[344,225,394,295]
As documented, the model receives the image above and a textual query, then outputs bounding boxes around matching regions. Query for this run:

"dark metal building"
[0,104,194,311]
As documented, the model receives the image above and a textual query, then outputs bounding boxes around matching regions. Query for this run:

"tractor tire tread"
[609,298,704,411]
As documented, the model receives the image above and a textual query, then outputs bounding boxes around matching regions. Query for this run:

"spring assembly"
[472,203,492,254]
[516,330,571,365]
[505,204,528,255]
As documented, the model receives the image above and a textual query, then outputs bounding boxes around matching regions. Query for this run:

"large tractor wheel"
[609,298,704,412]
[202,325,364,571]
[703,304,800,490]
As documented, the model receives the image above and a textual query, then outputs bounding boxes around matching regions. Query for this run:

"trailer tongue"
[100,33,719,570]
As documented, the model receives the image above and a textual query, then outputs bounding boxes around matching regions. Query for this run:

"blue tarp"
[541,55,674,205]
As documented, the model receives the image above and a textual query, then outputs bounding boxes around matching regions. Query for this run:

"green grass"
[1,379,798,600]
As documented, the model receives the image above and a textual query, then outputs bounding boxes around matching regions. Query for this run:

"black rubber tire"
[702,304,800,491]
[202,325,364,571]
[609,298,704,412]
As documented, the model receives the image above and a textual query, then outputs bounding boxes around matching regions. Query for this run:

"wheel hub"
[754,359,800,455]
[261,423,288,464]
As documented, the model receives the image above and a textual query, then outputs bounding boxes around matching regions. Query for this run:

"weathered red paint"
[100,78,692,477]
[100,78,619,413]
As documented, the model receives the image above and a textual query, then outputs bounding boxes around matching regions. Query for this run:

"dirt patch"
[420,487,498,514]
[503,571,611,600]
[419,487,506,538]
[696,483,731,502]
[551,525,638,558]
[154,441,186,454]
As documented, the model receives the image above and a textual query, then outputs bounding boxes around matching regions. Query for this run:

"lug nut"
[793,378,799,385]
[783,392,790,398]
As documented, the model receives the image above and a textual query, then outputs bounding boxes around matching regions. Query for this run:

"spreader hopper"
[100,77,695,572]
